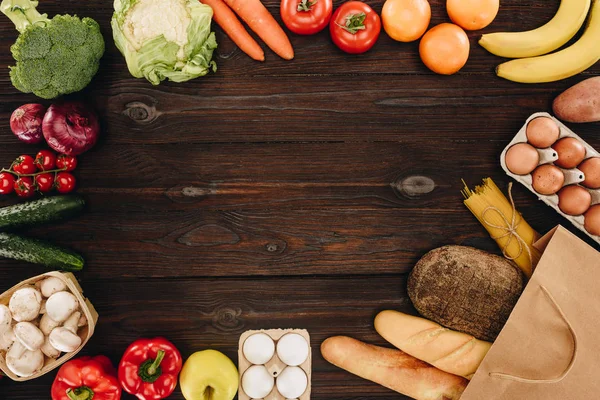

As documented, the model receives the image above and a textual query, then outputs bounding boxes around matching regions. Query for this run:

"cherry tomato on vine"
[281,0,333,35]
[12,155,37,175]
[56,154,77,172]
[14,177,35,198]
[35,173,54,193]
[0,172,15,195]
[34,150,56,171]
[56,172,76,194]
[330,1,381,54]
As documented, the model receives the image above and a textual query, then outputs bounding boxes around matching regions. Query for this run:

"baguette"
[321,336,468,400]
[375,310,491,379]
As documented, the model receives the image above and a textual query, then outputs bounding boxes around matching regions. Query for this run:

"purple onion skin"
[10,103,47,144]
[42,102,100,156]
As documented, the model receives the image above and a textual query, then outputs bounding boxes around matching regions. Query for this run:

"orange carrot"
[202,0,265,61]
[221,0,294,60]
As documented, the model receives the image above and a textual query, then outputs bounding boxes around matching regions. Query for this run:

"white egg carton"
[0,271,98,381]
[239,329,312,400]
[500,112,600,244]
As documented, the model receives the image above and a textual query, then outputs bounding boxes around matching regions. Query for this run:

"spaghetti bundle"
[462,178,541,277]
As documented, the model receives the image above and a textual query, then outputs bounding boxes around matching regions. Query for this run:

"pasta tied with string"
[462,178,541,277]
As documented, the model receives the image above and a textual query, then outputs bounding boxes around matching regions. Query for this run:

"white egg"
[276,366,308,398]
[276,333,309,366]
[242,365,275,399]
[243,333,275,365]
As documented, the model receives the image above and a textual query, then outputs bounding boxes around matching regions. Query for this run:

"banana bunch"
[481,0,600,83]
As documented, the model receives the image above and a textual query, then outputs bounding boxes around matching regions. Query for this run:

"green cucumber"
[0,233,84,271]
[0,195,85,231]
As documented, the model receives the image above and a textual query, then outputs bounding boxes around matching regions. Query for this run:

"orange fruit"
[382,0,431,42]
[446,0,499,31]
[419,23,470,75]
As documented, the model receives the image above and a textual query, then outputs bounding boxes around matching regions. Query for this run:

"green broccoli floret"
[1,0,105,99]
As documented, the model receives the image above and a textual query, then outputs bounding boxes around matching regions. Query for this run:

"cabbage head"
[111,0,217,85]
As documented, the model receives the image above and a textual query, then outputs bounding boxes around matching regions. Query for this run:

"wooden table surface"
[0,0,599,398]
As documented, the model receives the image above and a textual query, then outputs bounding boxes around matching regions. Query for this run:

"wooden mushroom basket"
[0,271,98,381]
[239,329,312,400]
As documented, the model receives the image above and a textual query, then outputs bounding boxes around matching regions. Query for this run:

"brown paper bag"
[462,226,600,400]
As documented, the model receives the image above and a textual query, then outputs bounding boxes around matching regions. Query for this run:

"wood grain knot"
[266,243,279,252]
[178,224,240,247]
[181,186,217,197]
[391,175,436,199]
[212,306,243,332]
[122,101,159,124]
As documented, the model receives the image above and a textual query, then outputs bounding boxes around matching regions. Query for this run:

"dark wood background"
[1,0,599,398]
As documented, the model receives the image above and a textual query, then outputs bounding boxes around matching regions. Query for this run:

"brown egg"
[531,164,565,195]
[558,185,592,216]
[552,137,587,169]
[504,143,539,175]
[579,157,600,189]
[584,205,600,236]
[526,117,560,148]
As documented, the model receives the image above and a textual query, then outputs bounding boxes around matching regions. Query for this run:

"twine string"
[481,182,533,265]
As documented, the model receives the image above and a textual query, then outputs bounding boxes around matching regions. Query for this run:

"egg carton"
[238,329,312,400]
[0,271,98,381]
[500,112,600,244]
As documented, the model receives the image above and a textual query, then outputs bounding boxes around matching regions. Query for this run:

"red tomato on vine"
[281,0,333,35]
[330,1,381,54]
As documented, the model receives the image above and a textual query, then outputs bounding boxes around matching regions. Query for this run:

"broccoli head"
[1,0,105,99]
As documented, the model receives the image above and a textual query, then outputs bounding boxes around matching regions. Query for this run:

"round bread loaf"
[408,245,524,342]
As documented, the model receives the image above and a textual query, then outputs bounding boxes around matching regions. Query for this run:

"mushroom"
[5,341,44,377]
[49,311,82,353]
[40,313,60,336]
[46,291,79,323]
[0,304,11,334]
[40,336,60,359]
[0,325,15,351]
[14,322,44,351]
[9,287,42,322]
[39,277,67,298]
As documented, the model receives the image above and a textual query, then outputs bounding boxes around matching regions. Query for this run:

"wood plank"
[0,140,593,281]
[0,1,597,144]
[0,275,417,400]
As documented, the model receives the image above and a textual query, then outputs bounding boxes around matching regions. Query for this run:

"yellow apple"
[180,350,239,400]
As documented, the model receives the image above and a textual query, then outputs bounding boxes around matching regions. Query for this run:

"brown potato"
[553,77,600,123]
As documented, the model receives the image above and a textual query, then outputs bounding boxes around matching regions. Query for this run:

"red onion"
[42,102,100,156]
[10,103,46,144]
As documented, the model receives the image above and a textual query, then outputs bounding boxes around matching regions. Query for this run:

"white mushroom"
[40,336,60,359]
[39,277,67,298]
[46,291,78,323]
[9,287,42,322]
[14,322,44,351]
[39,313,60,336]
[0,304,11,334]
[49,311,82,353]
[0,326,15,351]
[5,341,44,377]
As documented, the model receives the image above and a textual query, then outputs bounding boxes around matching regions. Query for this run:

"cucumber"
[0,233,84,271]
[0,195,85,231]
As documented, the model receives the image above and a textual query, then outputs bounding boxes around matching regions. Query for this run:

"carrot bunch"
[201,0,294,61]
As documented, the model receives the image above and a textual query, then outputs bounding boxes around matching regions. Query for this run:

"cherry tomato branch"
[0,151,78,197]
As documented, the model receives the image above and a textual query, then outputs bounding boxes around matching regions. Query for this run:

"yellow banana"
[480,0,591,58]
[496,0,600,83]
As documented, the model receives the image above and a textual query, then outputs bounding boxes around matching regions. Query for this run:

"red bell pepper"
[51,355,121,400]
[118,337,182,400]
